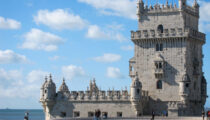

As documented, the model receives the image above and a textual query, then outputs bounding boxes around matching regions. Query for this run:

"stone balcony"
[131,28,205,43]
[154,69,164,78]
[129,71,136,77]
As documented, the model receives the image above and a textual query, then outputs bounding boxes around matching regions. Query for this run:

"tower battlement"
[63,90,149,101]
[131,28,205,42]
[137,0,199,19]
[137,0,200,31]
[40,77,149,102]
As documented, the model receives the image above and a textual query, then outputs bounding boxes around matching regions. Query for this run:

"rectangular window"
[160,43,163,51]
[102,112,108,118]
[117,112,122,117]
[159,63,162,69]
[156,44,159,51]
[60,112,66,117]
[88,112,94,117]
[73,111,80,117]
[155,63,158,69]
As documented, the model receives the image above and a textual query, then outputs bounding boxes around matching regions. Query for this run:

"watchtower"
[130,0,207,116]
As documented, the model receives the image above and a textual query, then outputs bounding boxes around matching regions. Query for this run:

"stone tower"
[130,0,207,116]
[40,74,56,120]
[130,72,143,116]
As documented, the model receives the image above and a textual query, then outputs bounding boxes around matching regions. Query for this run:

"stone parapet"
[55,90,149,102]
[143,4,179,13]
[131,28,205,42]
[137,3,198,17]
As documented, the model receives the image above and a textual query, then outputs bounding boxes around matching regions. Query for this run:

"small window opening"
[156,43,163,51]
[137,89,140,95]
[155,62,163,69]
[157,80,162,89]
[194,82,196,90]
[159,63,162,69]
[155,63,158,69]
[138,113,142,116]
[160,43,163,51]
[130,66,134,72]
[185,83,189,88]
[88,112,94,117]
[44,90,47,93]
[102,112,108,119]
[156,44,159,51]
[74,111,80,117]
[60,112,66,117]
[117,112,122,117]
[157,25,164,33]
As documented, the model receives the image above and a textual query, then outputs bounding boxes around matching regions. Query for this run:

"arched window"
[137,89,140,95]
[159,62,162,69]
[157,80,162,89]
[156,43,159,51]
[194,82,196,90]
[157,25,164,33]
[156,43,163,51]
[160,43,163,51]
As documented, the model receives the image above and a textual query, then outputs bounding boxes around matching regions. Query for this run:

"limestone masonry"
[40,0,207,119]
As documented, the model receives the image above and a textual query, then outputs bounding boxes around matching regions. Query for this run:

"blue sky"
[0,0,209,109]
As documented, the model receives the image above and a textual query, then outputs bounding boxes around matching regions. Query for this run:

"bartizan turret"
[201,76,207,105]
[137,0,144,21]
[179,73,191,103]
[40,74,56,120]
[130,72,143,116]
[57,78,70,100]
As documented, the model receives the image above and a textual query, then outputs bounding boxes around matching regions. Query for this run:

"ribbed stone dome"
[131,72,142,88]
[41,76,48,89]
[44,74,56,88]
[59,79,69,92]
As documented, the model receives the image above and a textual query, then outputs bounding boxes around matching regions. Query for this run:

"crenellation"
[56,85,136,102]
[131,28,205,43]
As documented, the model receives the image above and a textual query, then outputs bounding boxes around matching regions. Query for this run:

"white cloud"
[78,0,136,19]
[0,69,23,86]
[199,1,210,32]
[21,28,63,51]
[121,45,133,51]
[106,67,124,79]
[200,1,210,22]
[93,53,121,63]
[0,16,21,29]
[49,55,60,61]
[86,25,127,42]
[62,65,86,80]
[27,70,49,83]
[34,9,87,30]
[87,25,107,39]
[107,24,124,31]
[0,49,27,64]
[0,69,48,98]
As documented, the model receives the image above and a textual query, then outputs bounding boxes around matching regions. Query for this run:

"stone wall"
[50,101,136,119]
